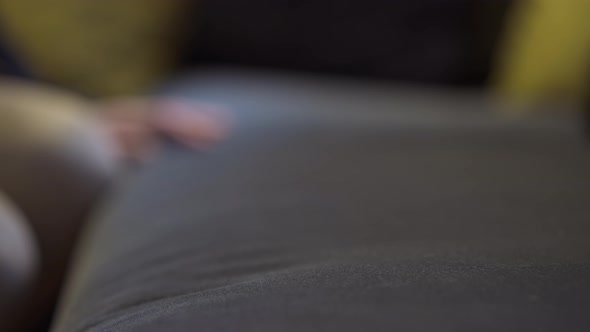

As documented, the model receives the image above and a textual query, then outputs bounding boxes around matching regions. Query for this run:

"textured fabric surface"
[54,68,590,331]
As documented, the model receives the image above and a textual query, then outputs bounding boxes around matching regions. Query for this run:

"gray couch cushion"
[54,68,590,332]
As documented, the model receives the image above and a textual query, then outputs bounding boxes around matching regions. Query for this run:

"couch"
[3,1,590,331]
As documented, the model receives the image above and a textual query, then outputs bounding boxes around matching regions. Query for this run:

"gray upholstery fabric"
[54,68,590,332]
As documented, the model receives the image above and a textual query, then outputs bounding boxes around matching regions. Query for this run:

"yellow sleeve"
[0,0,190,97]
[493,0,590,107]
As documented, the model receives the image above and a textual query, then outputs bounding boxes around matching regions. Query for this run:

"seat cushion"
[53,68,590,332]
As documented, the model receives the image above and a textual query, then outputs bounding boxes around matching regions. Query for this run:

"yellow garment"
[494,0,590,107]
[0,0,189,97]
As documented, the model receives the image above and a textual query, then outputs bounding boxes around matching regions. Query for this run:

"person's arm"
[0,191,38,331]
[0,77,117,330]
